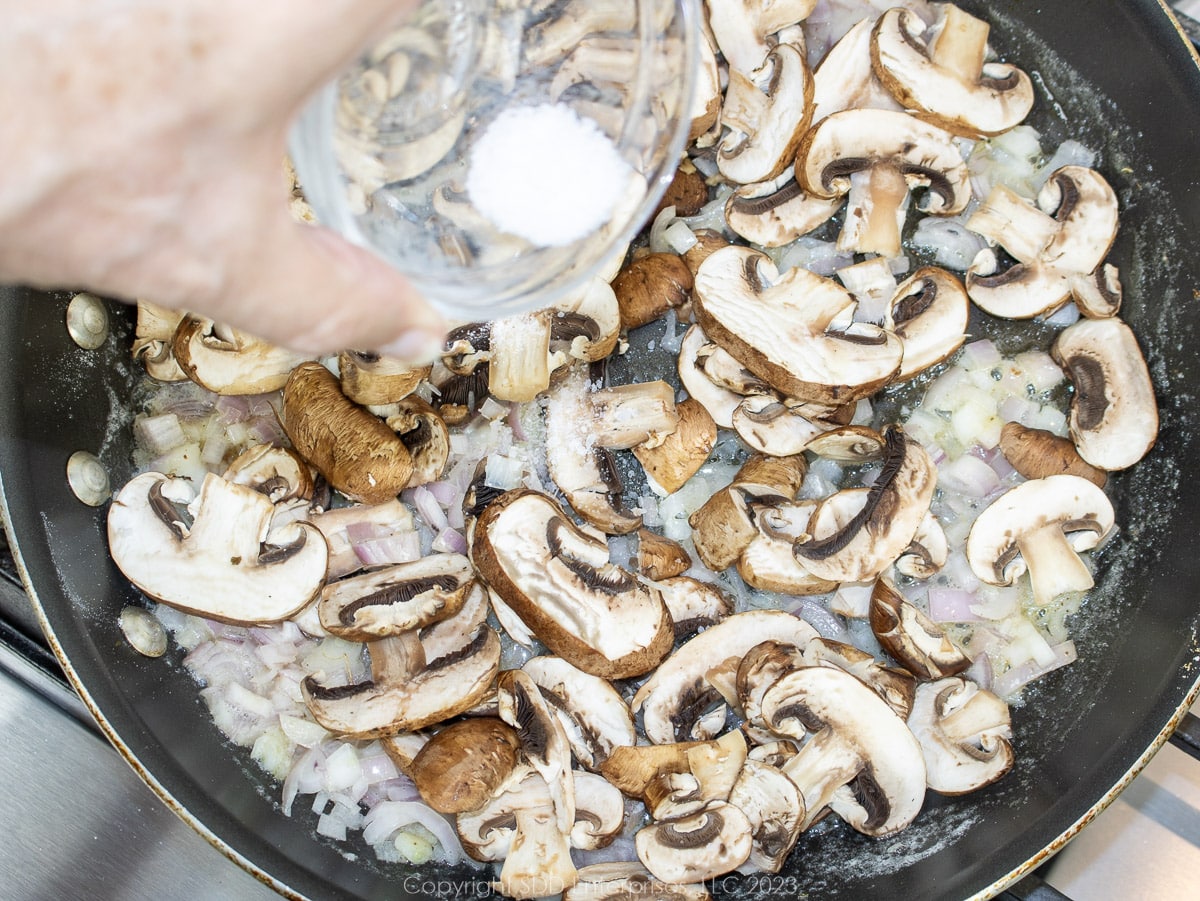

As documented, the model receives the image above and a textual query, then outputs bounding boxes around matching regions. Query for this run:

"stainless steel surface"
[0,645,279,901]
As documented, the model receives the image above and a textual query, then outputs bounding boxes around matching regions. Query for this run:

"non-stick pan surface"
[3,2,1200,899]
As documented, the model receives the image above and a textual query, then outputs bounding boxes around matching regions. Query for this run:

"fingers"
[220,211,448,361]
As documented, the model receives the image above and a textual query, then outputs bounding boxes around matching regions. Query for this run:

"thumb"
[224,212,448,360]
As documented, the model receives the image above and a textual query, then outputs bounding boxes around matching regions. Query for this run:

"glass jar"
[290,0,700,320]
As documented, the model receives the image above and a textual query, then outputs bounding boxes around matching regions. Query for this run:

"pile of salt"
[465,103,634,247]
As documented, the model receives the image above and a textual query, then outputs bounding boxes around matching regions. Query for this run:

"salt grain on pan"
[465,103,633,247]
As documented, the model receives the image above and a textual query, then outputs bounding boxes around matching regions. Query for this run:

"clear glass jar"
[290,0,700,321]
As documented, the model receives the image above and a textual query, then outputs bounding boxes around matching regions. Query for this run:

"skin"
[0,0,447,360]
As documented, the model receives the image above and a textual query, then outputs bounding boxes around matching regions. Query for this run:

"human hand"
[0,0,446,361]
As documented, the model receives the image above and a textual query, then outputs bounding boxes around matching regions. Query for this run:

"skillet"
[2,2,1200,898]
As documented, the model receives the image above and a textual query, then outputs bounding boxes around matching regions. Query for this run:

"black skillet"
[2,2,1200,898]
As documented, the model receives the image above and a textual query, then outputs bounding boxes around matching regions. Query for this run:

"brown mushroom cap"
[409,717,522,814]
[612,252,694,331]
[869,579,971,681]
[338,350,431,405]
[998,421,1107,487]
[283,362,414,504]
[632,397,717,495]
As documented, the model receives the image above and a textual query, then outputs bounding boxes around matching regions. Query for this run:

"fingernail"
[377,328,445,364]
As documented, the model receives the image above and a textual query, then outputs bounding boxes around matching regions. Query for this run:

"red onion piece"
[361,801,463,863]
[928,587,986,623]
[404,485,449,532]
[431,528,468,555]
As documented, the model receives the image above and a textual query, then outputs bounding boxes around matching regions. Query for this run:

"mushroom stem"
[781,728,862,830]
[927,4,989,81]
[841,166,909,257]
[500,808,578,899]
[966,184,1059,264]
[1015,524,1095,605]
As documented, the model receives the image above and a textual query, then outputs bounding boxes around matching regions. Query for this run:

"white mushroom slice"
[908,677,1014,795]
[497,669,576,834]
[802,424,886,463]
[738,501,837,596]
[871,5,1035,137]
[810,17,901,124]
[132,301,188,381]
[338,350,431,405]
[676,324,745,429]
[895,510,949,579]
[735,639,809,728]
[731,396,825,457]
[793,426,937,583]
[457,767,579,899]
[408,717,522,814]
[222,445,314,504]
[384,396,450,486]
[302,624,501,738]
[172,317,314,395]
[552,277,623,364]
[590,381,681,449]
[689,30,723,143]
[796,109,971,257]
[379,731,429,777]
[653,575,734,639]
[802,636,916,719]
[869,579,971,681]
[570,771,627,850]
[632,610,818,745]
[965,474,1116,606]
[1052,316,1158,471]
[694,246,904,405]
[728,758,806,873]
[420,579,490,660]
[486,584,539,649]
[886,267,970,381]
[107,472,327,625]
[766,666,927,836]
[471,490,674,679]
[724,174,843,247]
[522,655,637,771]
[1070,263,1123,319]
[717,43,813,185]
[965,166,1120,319]
[636,801,754,884]
[317,554,474,641]
[706,0,816,76]
[566,862,712,900]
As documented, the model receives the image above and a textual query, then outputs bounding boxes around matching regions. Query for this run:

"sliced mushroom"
[728,757,806,873]
[107,472,327,624]
[802,637,916,719]
[172,317,314,395]
[731,396,826,457]
[796,108,970,257]
[886,267,970,381]
[524,0,636,68]
[998,421,1107,487]
[688,486,759,572]
[590,381,681,449]
[632,610,818,745]
[384,396,450,486]
[132,301,187,381]
[965,167,1120,319]
[694,246,904,405]
[810,17,901,124]
[409,717,522,814]
[456,767,578,899]
[653,576,734,639]
[869,579,971,681]
[338,350,431,405]
[497,669,576,834]
[222,445,314,504]
[895,510,950,579]
[738,500,838,596]
[1070,263,1123,319]
[706,0,816,76]
[317,554,474,641]
[282,362,414,504]
[793,426,937,583]
[724,174,842,247]
[522,655,637,771]
[570,770,627,850]
[471,490,674,679]
[302,624,501,738]
[871,4,1034,137]
[965,474,1116,606]
[632,398,717,496]
[765,666,927,836]
[420,579,491,661]
[736,639,809,729]
[636,801,754,885]
[676,324,745,429]
[601,731,747,822]
[717,43,814,185]
[488,310,557,402]
[636,529,692,581]
[908,677,1014,795]
[1051,316,1158,471]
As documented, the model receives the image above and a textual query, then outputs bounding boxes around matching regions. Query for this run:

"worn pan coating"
[2,2,1200,899]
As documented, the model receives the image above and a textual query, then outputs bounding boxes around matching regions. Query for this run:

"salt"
[465,103,634,247]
